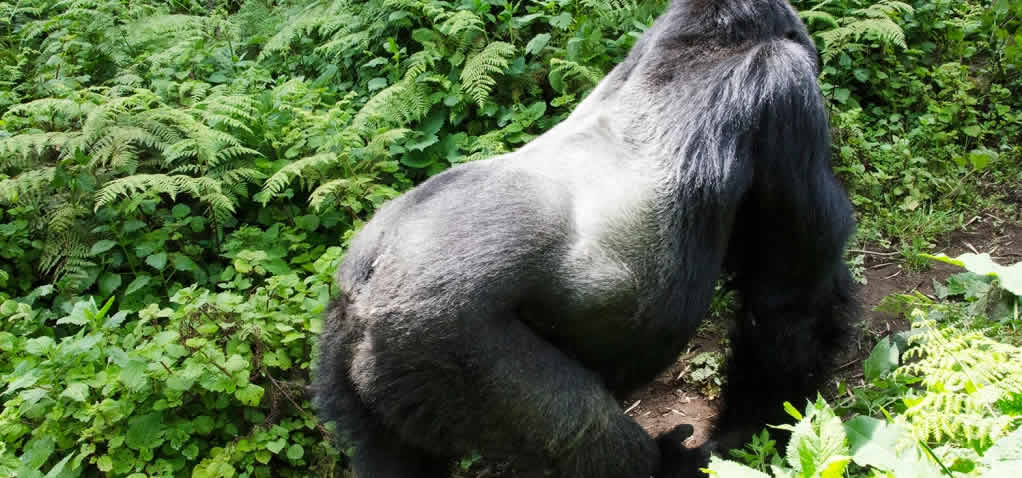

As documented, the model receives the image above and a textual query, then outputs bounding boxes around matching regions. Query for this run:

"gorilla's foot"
[655,424,712,478]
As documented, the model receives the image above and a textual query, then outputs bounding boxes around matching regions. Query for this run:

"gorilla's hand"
[655,424,712,478]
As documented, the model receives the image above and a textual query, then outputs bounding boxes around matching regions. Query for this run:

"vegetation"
[712,255,1022,477]
[0,0,1018,477]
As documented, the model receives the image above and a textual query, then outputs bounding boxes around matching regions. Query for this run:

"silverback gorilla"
[315,0,858,476]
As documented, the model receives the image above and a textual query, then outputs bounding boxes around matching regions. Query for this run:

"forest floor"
[472,213,1021,478]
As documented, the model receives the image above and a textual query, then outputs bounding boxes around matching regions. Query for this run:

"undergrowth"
[0,0,1019,476]
[712,254,1022,477]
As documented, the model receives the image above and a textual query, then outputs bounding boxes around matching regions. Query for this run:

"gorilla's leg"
[347,418,452,478]
[713,175,858,452]
[316,298,452,478]
[351,308,663,478]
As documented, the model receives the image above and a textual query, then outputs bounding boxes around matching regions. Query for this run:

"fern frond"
[124,14,204,47]
[260,153,343,202]
[260,11,328,60]
[438,10,484,42]
[214,146,262,165]
[384,0,451,20]
[461,42,515,107]
[405,49,442,79]
[0,133,75,169]
[798,10,838,28]
[579,0,636,12]
[316,30,372,59]
[815,1,912,63]
[461,129,508,163]
[308,176,374,211]
[550,58,604,88]
[40,233,92,288]
[0,167,56,203]
[5,98,85,122]
[352,78,431,132]
[896,317,1022,446]
[365,128,412,158]
[47,202,88,234]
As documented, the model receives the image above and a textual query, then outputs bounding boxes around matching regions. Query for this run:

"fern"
[352,76,431,132]
[549,58,604,88]
[384,0,450,21]
[95,174,236,217]
[579,0,637,13]
[308,176,374,211]
[460,41,515,107]
[806,0,914,63]
[798,10,839,29]
[260,152,343,203]
[0,133,76,169]
[897,316,1022,446]
[0,167,56,202]
[438,10,485,42]
[259,3,338,60]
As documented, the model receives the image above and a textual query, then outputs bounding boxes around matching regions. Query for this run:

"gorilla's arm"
[713,41,858,451]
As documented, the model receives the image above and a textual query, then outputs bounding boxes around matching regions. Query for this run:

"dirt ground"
[469,215,1021,478]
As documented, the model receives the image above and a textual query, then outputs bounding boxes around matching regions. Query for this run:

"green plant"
[682,351,726,400]
[0,242,344,477]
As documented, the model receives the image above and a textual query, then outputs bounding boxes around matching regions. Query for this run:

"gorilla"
[315,0,858,476]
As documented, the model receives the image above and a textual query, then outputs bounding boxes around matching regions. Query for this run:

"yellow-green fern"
[460,42,515,107]
[896,315,1022,446]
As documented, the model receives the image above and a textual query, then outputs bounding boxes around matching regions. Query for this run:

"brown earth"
[464,215,1021,478]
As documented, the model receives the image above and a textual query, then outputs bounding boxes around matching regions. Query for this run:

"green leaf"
[526,33,551,56]
[90,240,118,256]
[819,456,851,478]
[60,383,89,402]
[25,336,55,355]
[20,436,55,469]
[225,354,248,373]
[405,133,439,151]
[42,453,73,478]
[549,12,573,29]
[704,456,770,477]
[99,273,122,296]
[368,77,388,91]
[924,253,1022,295]
[124,275,152,295]
[6,369,41,393]
[172,253,201,273]
[783,401,803,421]
[126,413,164,450]
[963,125,982,137]
[864,337,899,382]
[96,455,113,472]
[286,444,305,461]
[295,215,319,231]
[146,252,168,270]
[236,384,264,406]
[266,438,287,454]
[123,219,147,233]
[171,204,191,219]
[119,360,148,392]
[845,416,937,477]
[166,372,196,392]
[968,148,997,170]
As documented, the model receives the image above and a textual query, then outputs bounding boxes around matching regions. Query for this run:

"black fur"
[314,0,857,476]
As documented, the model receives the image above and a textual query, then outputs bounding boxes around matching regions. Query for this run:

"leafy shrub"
[0,238,345,477]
